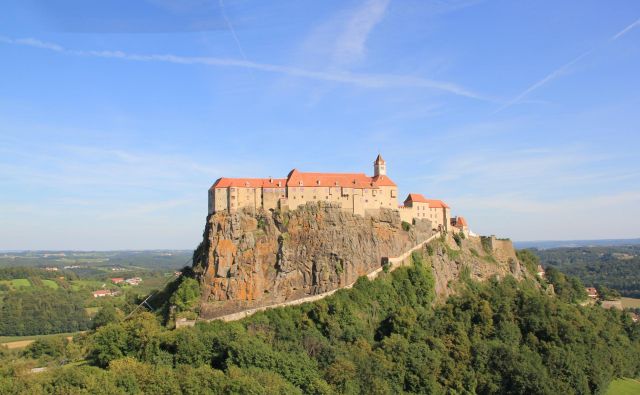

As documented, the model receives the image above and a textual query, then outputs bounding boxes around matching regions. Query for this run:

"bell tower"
[374,154,386,177]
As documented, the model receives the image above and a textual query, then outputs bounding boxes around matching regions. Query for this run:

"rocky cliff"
[427,234,528,300]
[193,202,434,319]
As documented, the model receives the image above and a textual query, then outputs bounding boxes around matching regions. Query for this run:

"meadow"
[606,378,640,395]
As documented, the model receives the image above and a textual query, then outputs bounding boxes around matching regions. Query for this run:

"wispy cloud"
[331,0,390,68]
[612,17,640,40]
[496,15,640,113]
[0,35,489,100]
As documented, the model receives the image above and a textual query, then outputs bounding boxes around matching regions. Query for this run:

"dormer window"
[299,181,303,186]
[316,180,320,185]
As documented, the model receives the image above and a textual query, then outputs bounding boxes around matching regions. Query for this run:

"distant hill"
[0,250,193,270]
[514,238,640,250]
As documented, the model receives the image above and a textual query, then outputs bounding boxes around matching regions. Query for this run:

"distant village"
[91,277,143,298]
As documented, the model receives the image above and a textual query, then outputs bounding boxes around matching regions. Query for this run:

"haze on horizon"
[1,0,639,250]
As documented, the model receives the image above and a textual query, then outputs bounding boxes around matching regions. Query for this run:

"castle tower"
[374,154,386,177]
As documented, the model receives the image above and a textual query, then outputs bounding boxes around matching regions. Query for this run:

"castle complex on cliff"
[209,155,469,233]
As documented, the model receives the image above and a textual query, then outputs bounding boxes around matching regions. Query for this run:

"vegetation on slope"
[0,251,639,394]
[532,245,640,298]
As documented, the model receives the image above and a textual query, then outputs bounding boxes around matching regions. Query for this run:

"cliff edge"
[193,202,434,319]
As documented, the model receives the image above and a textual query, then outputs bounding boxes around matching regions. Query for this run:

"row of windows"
[225,187,396,195]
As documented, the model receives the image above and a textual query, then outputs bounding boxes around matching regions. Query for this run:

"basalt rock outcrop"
[193,202,434,319]
[427,234,528,300]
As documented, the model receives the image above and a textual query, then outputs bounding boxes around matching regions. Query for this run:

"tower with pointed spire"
[374,154,386,177]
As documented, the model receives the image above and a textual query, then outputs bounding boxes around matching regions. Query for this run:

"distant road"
[514,238,640,250]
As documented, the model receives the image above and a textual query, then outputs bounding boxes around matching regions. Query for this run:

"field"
[621,297,640,309]
[606,378,640,395]
[0,331,83,349]
[41,279,59,289]
[0,278,32,290]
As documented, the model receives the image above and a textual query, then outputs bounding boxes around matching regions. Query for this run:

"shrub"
[170,278,201,312]
[426,244,435,256]
[453,233,462,247]
[401,221,411,232]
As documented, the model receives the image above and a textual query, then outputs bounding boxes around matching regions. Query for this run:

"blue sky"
[1,0,639,250]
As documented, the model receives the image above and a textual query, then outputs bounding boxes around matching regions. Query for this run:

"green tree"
[170,277,201,312]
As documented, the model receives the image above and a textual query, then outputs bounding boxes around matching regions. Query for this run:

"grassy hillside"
[606,378,640,395]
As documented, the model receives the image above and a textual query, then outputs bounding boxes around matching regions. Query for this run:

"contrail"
[0,35,491,100]
[219,0,248,61]
[496,15,640,113]
[612,17,640,40]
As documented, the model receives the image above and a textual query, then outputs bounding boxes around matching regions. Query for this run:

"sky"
[1,0,639,250]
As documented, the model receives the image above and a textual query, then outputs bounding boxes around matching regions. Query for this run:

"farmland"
[0,250,191,336]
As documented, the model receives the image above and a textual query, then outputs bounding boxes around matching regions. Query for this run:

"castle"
[209,155,468,233]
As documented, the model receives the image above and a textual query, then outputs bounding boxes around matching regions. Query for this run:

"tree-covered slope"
[532,245,640,298]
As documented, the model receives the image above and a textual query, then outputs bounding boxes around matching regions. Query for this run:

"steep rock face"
[428,234,527,300]
[193,202,434,319]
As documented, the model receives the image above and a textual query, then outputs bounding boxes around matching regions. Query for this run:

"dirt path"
[1,339,35,349]
[1,335,75,350]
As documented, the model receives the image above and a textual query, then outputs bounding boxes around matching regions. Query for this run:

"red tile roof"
[289,170,397,188]
[452,216,468,227]
[213,169,397,189]
[404,194,450,208]
[212,177,287,189]
[405,193,429,203]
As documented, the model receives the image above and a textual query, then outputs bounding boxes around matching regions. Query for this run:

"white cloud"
[331,0,390,68]
[0,35,488,100]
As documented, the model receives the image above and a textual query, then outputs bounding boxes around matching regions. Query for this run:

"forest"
[1,251,638,394]
[532,245,640,297]
[0,288,90,336]
[0,254,188,336]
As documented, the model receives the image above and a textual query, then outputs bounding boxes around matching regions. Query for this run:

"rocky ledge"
[192,202,434,319]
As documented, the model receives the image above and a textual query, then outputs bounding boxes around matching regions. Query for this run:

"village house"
[586,287,599,299]
[92,289,116,298]
[111,277,125,284]
[125,277,142,286]
[209,155,462,232]
[451,216,469,234]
